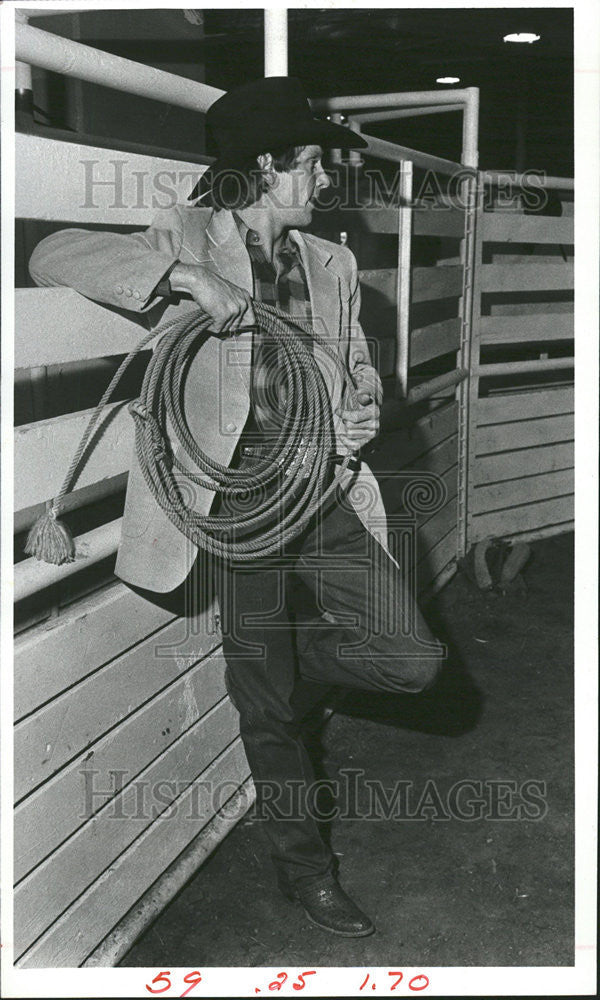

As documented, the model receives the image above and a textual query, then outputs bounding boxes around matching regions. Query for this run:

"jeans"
[213,485,445,887]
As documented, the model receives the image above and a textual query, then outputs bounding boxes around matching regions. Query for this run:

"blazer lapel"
[290,230,344,406]
[205,210,254,392]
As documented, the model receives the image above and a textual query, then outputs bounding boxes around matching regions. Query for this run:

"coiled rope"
[26,301,363,565]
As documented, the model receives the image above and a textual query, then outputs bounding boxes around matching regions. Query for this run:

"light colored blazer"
[29,206,389,593]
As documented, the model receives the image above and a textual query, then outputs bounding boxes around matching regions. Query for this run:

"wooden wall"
[468,186,574,543]
[14,134,252,967]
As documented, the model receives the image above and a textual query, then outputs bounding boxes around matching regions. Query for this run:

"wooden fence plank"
[15,718,247,962]
[476,414,574,455]
[480,314,574,344]
[411,317,461,366]
[477,387,574,424]
[474,442,574,486]
[15,653,231,882]
[373,401,458,467]
[17,133,206,226]
[471,495,574,541]
[412,208,465,239]
[473,468,574,514]
[481,263,574,293]
[15,288,151,369]
[15,582,181,720]
[15,402,133,512]
[416,526,458,592]
[482,213,574,244]
[358,268,397,307]
[412,266,464,302]
[15,612,221,799]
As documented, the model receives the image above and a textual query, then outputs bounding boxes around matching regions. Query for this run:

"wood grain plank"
[480,314,574,344]
[481,263,574,293]
[473,442,573,486]
[476,414,574,454]
[482,213,574,244]
[473,468,574,514]
[15,402,133,512]
[416,526,458,592]
[15,610,222,799]
[17,133,207,225]
[410,317,461,366]
[15,582,180,721]
[477,387,574,424]
[412,208,465,239]
[373,401,458,466]
[15,288,152,369]
[470,495,574,541]
[412,266,463,302]
[15,652,231,882]
[15,716,247,962]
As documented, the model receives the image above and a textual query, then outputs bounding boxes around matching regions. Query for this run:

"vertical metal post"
[264,9,288,76]
[461,87,480,169]
[347,117,364,167]
[15,9,34,123]
[329,112,344,164]
[456,173,483,557]
[395,160,413,399]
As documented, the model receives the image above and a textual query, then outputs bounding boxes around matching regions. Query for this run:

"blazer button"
[115,284,124,294]
[125,287,133,296]
[133,290,141,299]
[225,422,237,433]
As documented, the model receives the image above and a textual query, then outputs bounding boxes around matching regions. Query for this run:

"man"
[29,77,444,937]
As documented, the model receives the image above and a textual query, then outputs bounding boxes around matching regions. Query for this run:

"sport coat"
[29,206,389,592]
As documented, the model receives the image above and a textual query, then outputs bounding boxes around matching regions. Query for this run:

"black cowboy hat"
[188,76,367,201]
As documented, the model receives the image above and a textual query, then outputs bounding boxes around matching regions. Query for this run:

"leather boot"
[278,872,375,937]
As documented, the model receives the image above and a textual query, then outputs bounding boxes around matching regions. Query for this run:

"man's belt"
[241,444,361,474]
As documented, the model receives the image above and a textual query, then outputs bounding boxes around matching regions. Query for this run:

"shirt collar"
[232,212,299,260]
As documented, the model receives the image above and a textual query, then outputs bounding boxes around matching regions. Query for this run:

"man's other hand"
[337,392,380,452]
[170,262,255,335]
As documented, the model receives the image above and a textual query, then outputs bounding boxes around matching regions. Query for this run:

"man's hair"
[206,145,304,211]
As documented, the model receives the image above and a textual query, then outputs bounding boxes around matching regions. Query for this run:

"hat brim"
[188,117,368,201]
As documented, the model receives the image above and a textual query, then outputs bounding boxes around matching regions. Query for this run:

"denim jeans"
[214,487,444,887]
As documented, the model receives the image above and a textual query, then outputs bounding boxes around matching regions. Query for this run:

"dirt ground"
[121,532,574,968]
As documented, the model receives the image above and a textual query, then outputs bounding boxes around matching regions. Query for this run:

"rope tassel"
[24,503,76,564]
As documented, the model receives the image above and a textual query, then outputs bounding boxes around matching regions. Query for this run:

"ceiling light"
[503,32,540,44]
[436,76,460,84]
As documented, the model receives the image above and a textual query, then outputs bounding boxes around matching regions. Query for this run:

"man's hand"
[337,391,380,453]
[169,262,255,335]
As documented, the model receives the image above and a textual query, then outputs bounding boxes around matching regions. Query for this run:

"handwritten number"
[181,970,203,998]
[145,970,172,994]
[269,972,288,991]
[408,974,430,992]
[359,973,370,990]
[293,971,316,991]
[388,972,404,990]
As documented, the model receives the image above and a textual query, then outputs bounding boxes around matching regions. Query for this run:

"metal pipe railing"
[407,368,468,405]
[16,22,224,113]
[312,89,476,112]
[477,358,574,377]
[351,105,463,124]
[363,133,473,177]
[482,170,574,191]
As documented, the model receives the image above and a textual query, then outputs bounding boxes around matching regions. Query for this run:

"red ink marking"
[181,970,202,998]
[388,972,404,991]
[359,973,370,990]
[269,972,288,991]
[409,974,430,992]
[146,970,172,994]
[293,971,316,991]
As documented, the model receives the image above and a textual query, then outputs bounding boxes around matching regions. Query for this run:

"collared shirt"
[233,214,313,443]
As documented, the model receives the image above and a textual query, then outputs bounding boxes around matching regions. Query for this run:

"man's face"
[269,145,331,226]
